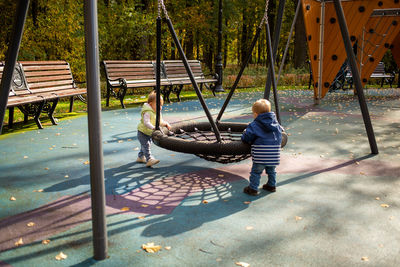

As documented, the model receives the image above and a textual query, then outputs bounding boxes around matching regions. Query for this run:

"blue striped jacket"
[241,112,282,166]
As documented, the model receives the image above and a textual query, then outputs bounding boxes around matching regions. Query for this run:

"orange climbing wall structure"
[302,0,400,99]
[391,32,400,66]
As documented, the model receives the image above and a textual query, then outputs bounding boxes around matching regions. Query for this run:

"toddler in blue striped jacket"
[241,99,283,196]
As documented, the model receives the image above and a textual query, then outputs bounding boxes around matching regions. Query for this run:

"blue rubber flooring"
[1,89,400,266]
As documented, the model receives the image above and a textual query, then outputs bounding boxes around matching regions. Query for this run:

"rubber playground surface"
[0,89,399,266]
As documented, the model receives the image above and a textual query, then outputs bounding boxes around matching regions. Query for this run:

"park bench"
[102,60,172,108]
[0,61,86,129]
[345,61,395,89]
[162,60,218,101]
[102,60,219,107]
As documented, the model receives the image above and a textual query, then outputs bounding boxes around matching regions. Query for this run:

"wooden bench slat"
[104,60,153,64]
[29,84,76,94]
[24,70,72,77]
[26,75,73,83]
[23,65,70,71]
[19,61,68,65]
[28,79,74,89]
[107,64,154,68]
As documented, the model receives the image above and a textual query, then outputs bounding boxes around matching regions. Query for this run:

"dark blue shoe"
[262,184,276,192]
[243,186,258,196]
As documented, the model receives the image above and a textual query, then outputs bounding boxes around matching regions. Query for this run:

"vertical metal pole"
[316,0,325,104]
[217,27,262,122]
[155,16,162,130]
[266,22,281,124]
[333,0,378,154]
[165,18,222,142]
[83,0,108,260]
[264,0,286,100]
[214,0,224,92]
[276,0,301,85]
[0,0,30,133]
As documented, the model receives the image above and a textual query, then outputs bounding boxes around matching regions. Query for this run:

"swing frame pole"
[216,26,262,122]
[0,0,30,133]
[333,0,378,154]
[165,17,222,142]
[83,0,108,259]
[214,0,224,92]
[265,21,281,124]
[264,0,286,100]
[155,16,162,131]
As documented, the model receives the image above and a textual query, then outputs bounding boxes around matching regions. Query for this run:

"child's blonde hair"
[252,99,271,114]
[147,91,164,105]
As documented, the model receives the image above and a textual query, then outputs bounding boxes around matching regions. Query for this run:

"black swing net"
[152,0,288,164]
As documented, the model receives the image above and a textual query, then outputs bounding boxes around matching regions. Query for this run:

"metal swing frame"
[152,0,286,163]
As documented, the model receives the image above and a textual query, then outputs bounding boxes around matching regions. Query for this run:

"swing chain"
[158,0,169,20]
[259,0,270,28]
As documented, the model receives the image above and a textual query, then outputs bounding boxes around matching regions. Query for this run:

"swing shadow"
[0,159,264,265]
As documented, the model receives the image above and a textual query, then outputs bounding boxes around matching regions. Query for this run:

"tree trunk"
[184,30,194,59]
[240,6,248,66]
[294,0,307,69]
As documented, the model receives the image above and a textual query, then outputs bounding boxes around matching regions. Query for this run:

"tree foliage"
[0,0,317,80]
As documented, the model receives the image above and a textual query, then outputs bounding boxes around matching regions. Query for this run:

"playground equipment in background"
[302,0,400,100]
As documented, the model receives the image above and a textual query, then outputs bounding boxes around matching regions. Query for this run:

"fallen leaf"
[380,204,389,208]
[84,161,89,165]
[44,167,49,170]
[355,161,360,165]
[55,133,61,136]
[10,196,16,201]
[164,246,171,250]
[202,200,208,204]
[295,216,303,221]
[361,256,369,261]
[141,204,148,207]
[156,206,162,209]
[120,207,130,211]
[138,216,146,219]
[118,140,123,143]
[142,242,162,253]
[23,156,28,159]
[244,201,251,205]
[55,252,67,260]
[42,239,50,245]
[246,226,254,230]
[375,197,380,200]
[218,174,224,177]
[15,238,23,246]
[133,147,139,151]
[27,222,35,227]
[235,262,250,267]
[64,175,69,178]
[389,216,394,220]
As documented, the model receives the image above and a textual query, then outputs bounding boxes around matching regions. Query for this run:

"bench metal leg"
[119,86,127,109]
[34,101,45,129]
[162,86,171,103]
[69,96,75,112]
[8,107,14,129]
[48,99,59,125]
[176,85,183,102]
[106,85,110,107]
[380,78,384,88]
[24,113,28,124]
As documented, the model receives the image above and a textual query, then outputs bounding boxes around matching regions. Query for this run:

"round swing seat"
[152,121,288,164]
